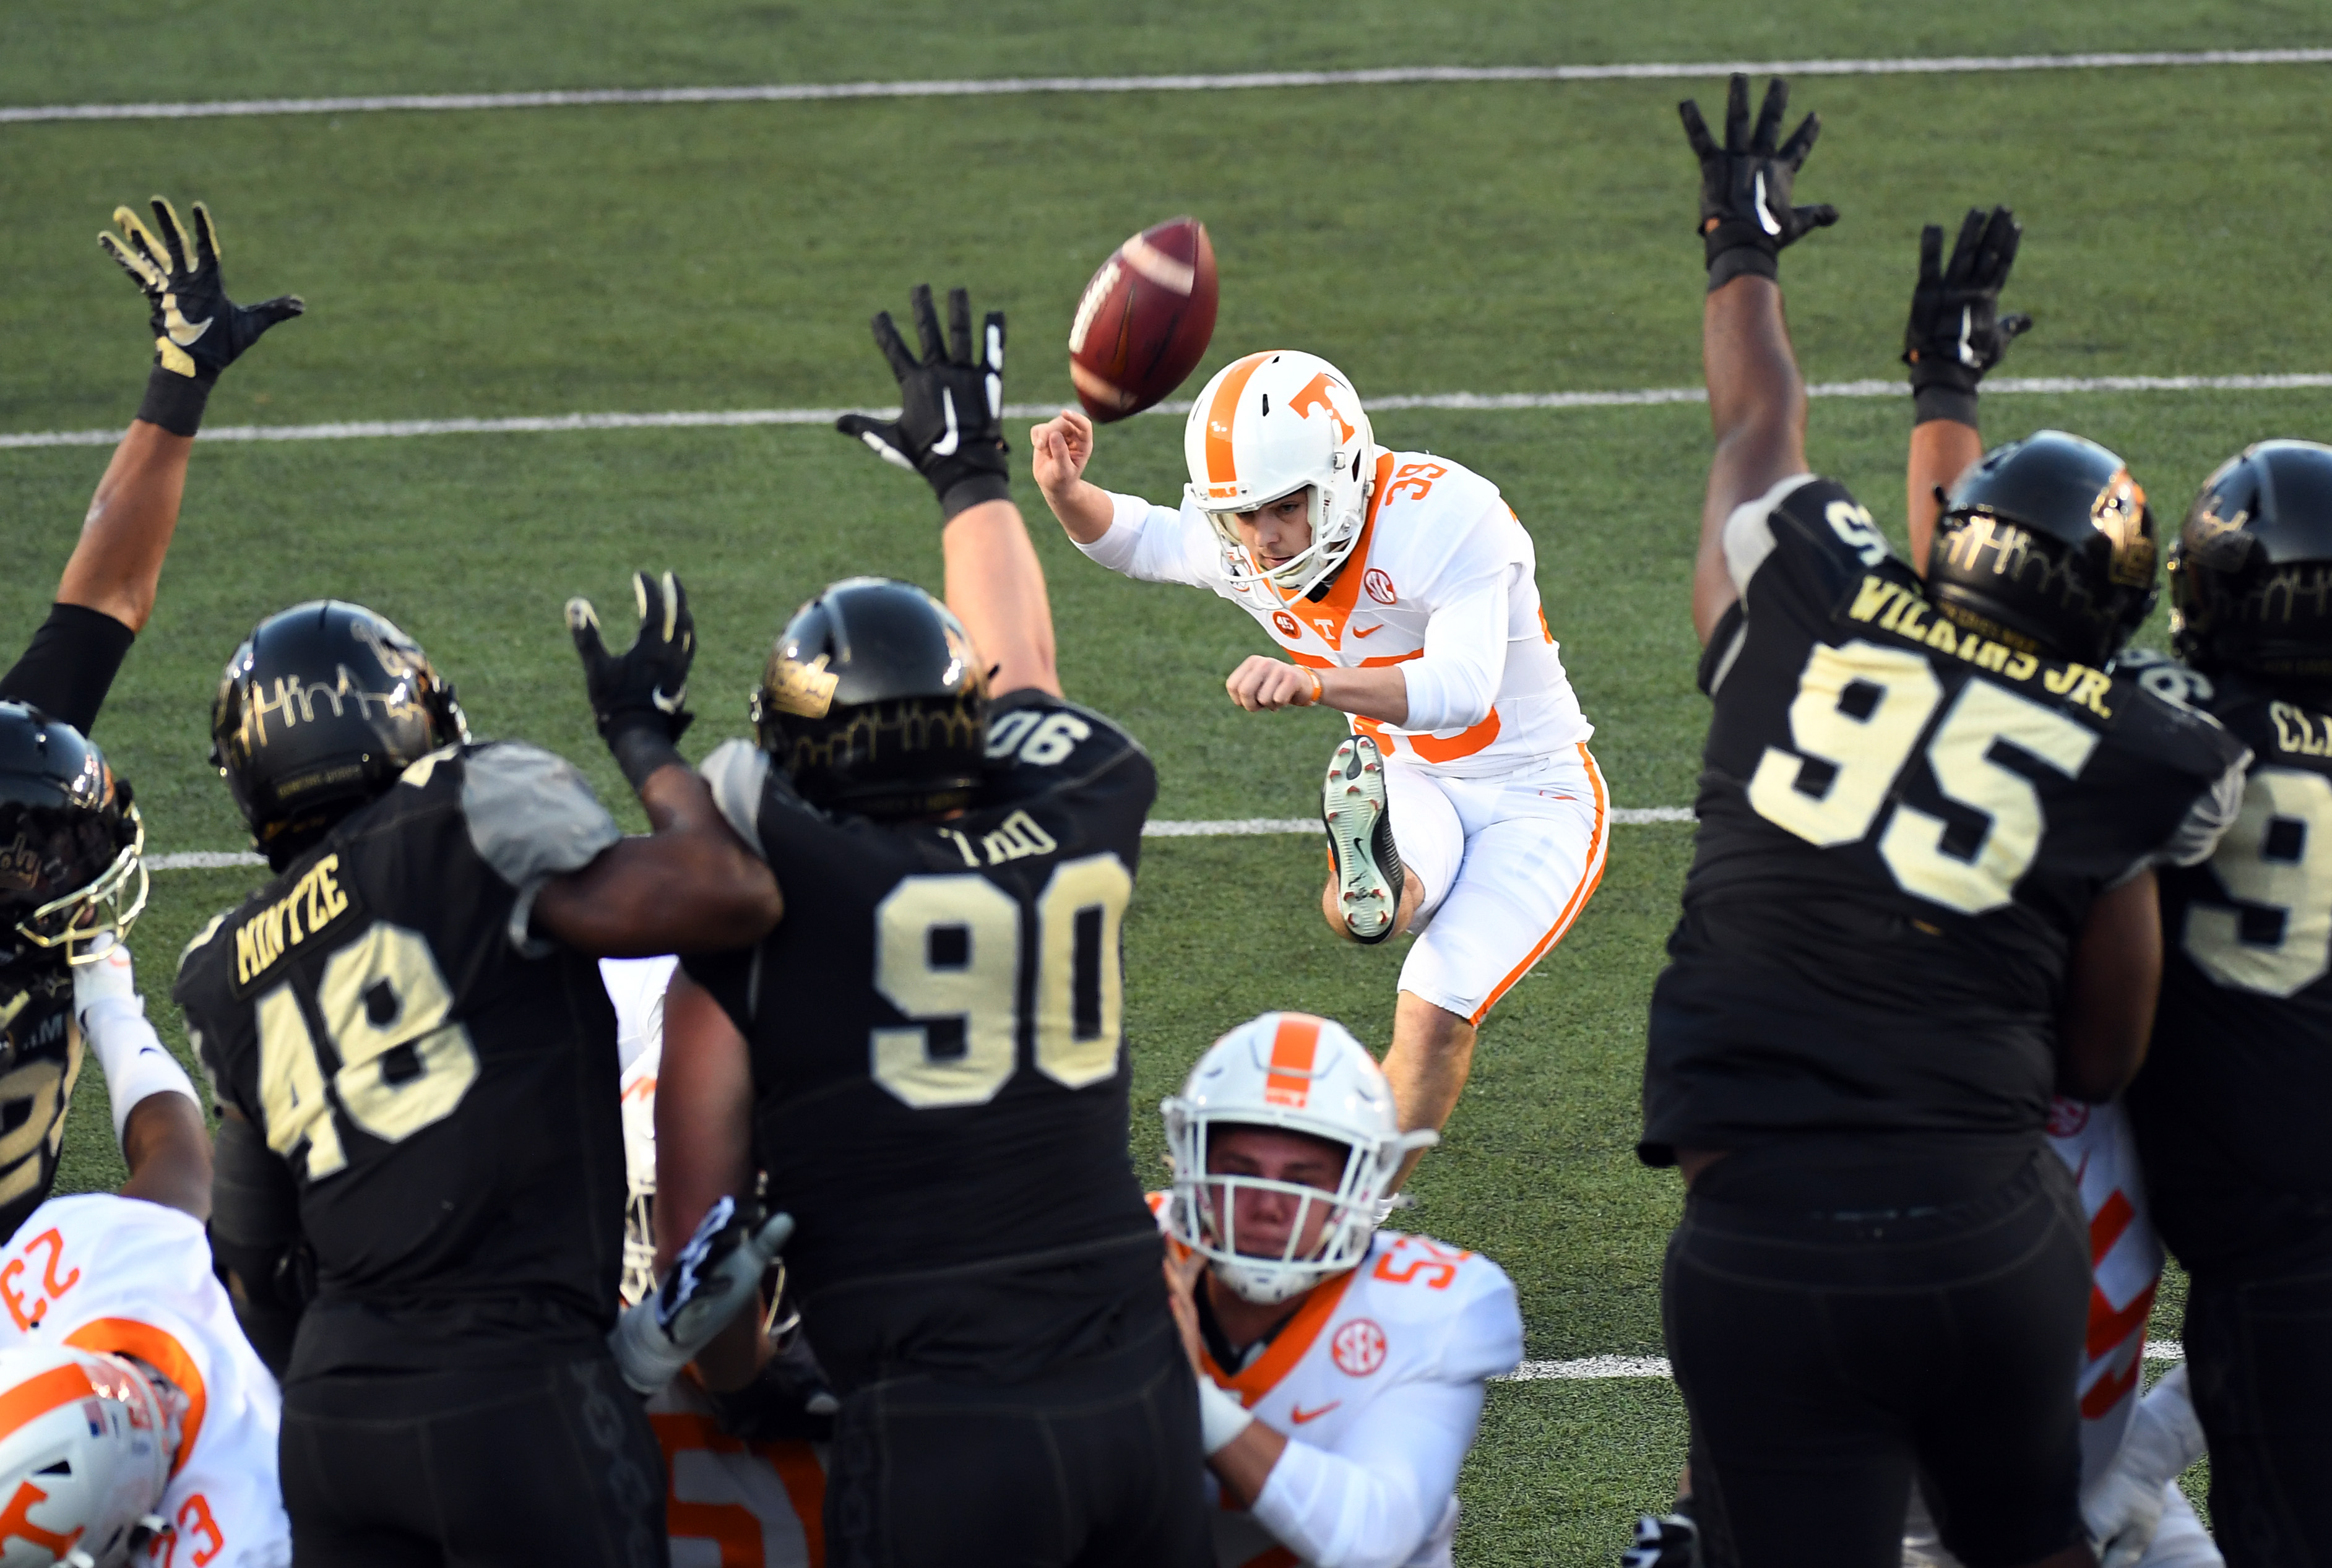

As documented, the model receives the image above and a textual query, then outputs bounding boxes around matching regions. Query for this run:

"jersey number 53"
[871,853,1132,1109]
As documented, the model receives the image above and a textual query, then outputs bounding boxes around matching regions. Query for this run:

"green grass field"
[9,2,2330,1558]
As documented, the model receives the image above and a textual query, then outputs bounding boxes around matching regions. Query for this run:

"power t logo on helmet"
[1035,346,1607,1189]
[1184,353,1376,599]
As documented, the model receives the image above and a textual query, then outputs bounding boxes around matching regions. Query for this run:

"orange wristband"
[1303,668,1324,706]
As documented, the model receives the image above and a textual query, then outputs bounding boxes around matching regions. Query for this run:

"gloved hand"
[608,1195,795,1396]
[566,572,695,790]
[836,285,1011,520]
[1678,74,1838,289]
[2083,1363,2206,1568]
[100,198,303,436]
[1622,1511,1701,1568]
[1903,205,2032,426]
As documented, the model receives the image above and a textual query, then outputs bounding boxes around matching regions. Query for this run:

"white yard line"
[7,373,2326,453]
[6,50,2330,124]
[1495,1340,2183,1382]
[145,808,1697,870]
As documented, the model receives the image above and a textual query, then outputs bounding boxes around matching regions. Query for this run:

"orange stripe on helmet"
[0,1362,93,1445]
[1263,1013,1324,1107]
[1204,353,1274,501]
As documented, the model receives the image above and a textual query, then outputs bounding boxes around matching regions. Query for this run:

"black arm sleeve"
[0,603,137,734]
[207,1109,311,1378]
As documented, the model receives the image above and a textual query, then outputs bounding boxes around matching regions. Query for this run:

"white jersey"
[1157,1200,1522,1568]
[0,1194,288,1567]
[2045,1097,2163,1485]
[1089,450,1591,778]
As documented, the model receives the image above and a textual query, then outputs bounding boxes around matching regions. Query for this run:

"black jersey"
[175,741,630,1381]
[2124,658,2332,1275]
[0,604,140,1236]
[683,690,1159,1394]
[1642,475,2250,1166]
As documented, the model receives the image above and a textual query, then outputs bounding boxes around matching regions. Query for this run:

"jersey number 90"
[871,853,1133,1109]
[1748,640,2099,915]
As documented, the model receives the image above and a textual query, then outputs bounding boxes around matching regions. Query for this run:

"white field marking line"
[9,374,2331,453]
[145,809,1698,869]
[1497,1341,2185,1382]
[7,50,2332,124]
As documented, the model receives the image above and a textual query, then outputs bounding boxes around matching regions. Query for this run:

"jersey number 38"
[872,853,1133,1109]
[1750,639,2099,915]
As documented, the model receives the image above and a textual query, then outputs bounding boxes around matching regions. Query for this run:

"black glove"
[704,1330,840,1443]
[566,571,696,790]
[1679,75,1838,290]
[1903,205,2032,426]
[836,285,1010,521]
[1622,1512,1703,1568]
[100,197,304,437]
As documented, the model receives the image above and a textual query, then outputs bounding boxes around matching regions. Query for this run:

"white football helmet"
[1162,1012,1435,1306]
[0,1346,174,1567]
[1182,351,1380,598]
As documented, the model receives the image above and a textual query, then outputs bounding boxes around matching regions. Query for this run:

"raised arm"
[545,572,784,955]
[1899,207,2031,572]
[0,199,301,730]
[1678,76,1836,645]
[74,941,209,1218]
[835,285,1062,696]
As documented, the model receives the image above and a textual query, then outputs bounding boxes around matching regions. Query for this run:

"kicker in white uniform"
[1157,1012,1521,1568]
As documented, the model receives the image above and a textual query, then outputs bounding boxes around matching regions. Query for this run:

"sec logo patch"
[1331,1318,1388,1377]
[2045,1098,2089,1139]
[1363,569,1397,605]
[1272,610,1302,638]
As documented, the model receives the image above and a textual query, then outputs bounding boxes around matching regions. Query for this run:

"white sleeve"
[459,743,624,955]
[1399,568,1513,732]
[1075,491,1219,588]
[1248,1377,1487,1568]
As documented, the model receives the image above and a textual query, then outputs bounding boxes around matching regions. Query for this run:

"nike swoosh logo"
[1752,171,1781,236]
[1350,623,1383,639]
[1957,306,1979,368]
[652,685,686,714]
[930,389,962,457]
[162,292,214,347]
[1290,1402,1340,1424]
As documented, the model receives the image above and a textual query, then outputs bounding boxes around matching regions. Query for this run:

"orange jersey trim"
[1468,744,1610,1024]
[1203,354,1274,497]
[1285,648,1419,671]
[1407,707,1502,765]
[64,1317,206,1476]
[1201,1267,1360,1407]
[1262,1014,1324,1108]
[1268,452,1399,650]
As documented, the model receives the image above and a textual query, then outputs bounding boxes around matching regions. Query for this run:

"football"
[1066,215,1219,421]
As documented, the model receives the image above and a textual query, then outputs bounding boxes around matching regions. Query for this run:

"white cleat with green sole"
[1323,734,1405,945]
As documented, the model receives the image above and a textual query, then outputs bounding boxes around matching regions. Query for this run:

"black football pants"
[2184,1259,2332,1566]
[280,1355,668,1567]
[1664,1150,2091,1568]
[824,1315,1212,1568]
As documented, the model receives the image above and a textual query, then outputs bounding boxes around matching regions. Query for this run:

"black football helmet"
[2170,440,2332,688]
[0,703,145,970]
[1928,429,2159,668]
[751,577,987,819]
[210,600,468,866]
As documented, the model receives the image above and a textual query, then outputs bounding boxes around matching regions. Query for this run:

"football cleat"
[1322,735,1404,944]
[1622,1511,1702,1568]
